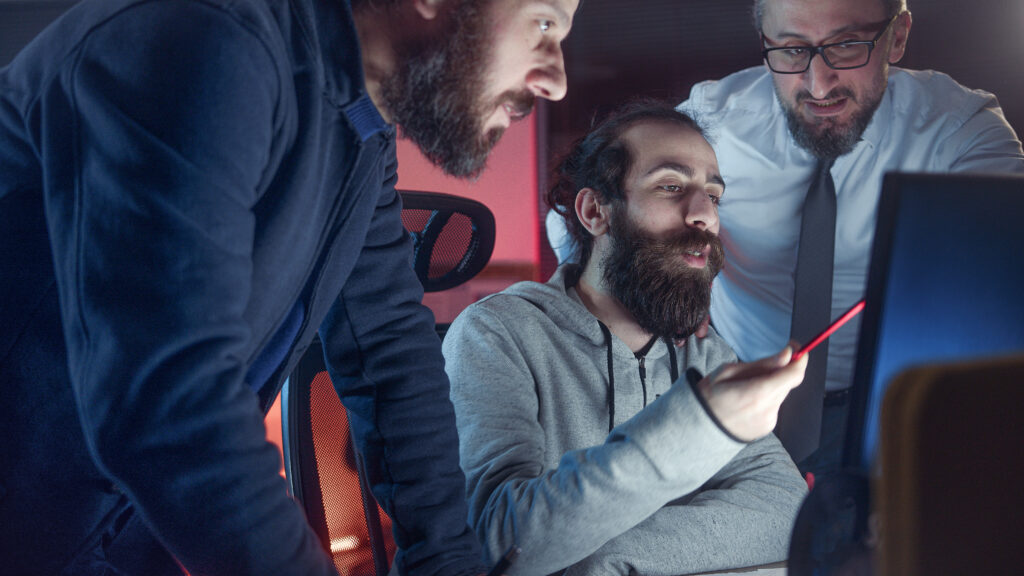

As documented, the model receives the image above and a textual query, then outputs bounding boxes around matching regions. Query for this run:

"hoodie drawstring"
[599,322,616,433]
[597,323,682,433]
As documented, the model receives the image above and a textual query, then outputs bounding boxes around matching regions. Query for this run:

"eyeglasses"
[761,14,898,74]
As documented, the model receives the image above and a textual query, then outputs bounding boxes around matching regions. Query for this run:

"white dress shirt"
[681,66,1024,391]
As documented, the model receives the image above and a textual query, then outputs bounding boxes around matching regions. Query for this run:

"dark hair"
[753,0,906,30]
[545,99,706,268]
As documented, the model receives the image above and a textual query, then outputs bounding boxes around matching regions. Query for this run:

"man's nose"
[685,191,719,232]
[526,42,568,101]
[804,53,840,100]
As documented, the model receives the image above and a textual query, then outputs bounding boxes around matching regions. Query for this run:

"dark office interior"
[3,2,1023,574]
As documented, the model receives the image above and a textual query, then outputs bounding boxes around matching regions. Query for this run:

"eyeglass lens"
[767,43,872,73]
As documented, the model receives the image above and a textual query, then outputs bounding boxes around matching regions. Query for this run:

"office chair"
[282,190,495,576]
[877,354,1024,576]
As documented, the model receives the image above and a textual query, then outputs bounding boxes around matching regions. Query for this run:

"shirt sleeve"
[42,4,334,575]
[562,435,807,576]
[318,146,485,576]
[444,304,749,576]
[939,95,1024,174]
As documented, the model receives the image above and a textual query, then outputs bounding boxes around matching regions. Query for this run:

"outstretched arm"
[563,434,806,576]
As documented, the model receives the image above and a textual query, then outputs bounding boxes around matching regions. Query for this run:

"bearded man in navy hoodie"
[0,0,578,574]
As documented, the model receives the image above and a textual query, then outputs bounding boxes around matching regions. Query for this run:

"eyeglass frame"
[760,13,900,74]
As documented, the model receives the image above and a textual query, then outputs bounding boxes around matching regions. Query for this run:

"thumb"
[713,346,792,384]
[749,345,793,370]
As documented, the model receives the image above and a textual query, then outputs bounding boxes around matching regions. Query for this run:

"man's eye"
[708,193,722,206]
[831,42,863,54]
[660,185,681,193]
[539,20,553,33]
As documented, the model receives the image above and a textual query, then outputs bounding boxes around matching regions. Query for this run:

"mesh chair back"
[399,190,495,293]
[284,338,395,576]
[283,190,496,575]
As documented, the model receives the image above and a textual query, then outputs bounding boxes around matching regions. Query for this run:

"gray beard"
[778,87,884,160]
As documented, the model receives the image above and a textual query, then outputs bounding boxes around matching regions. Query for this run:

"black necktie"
[777,159,836,463]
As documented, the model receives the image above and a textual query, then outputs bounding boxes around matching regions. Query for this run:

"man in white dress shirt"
[679,0,1024,475]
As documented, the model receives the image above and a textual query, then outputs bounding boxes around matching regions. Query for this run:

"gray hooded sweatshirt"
[444,265,807,576]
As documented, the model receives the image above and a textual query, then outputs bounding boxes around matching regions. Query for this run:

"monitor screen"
[845,172,1024,472]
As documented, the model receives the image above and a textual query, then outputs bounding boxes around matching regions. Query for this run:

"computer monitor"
[844,171,1024,473]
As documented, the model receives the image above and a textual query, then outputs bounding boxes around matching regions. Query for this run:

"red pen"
[791,300,866,362]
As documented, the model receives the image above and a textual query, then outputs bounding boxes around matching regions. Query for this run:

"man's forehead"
[620,135,722,201]
[621,119,701,142]
[762,0,887,37]
[622,122,715,167]
[502,0,579,25]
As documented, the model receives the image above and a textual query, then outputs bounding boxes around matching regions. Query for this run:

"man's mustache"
[648,227,722,257]
[498,89,536,120]
[795,86,857,105]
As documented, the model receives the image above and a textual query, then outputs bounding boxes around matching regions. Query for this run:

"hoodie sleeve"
[444,301,751,576]
[318,142,484,576]
[562,434,807,576]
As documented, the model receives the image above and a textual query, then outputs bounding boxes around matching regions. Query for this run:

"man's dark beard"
[781,86,883,160]
[379,1,533,178]
[603,206,725,340]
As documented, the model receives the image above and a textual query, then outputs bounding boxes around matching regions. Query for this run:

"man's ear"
[412,0,446,20]
[576,187,611,237]
[888,10,912,64]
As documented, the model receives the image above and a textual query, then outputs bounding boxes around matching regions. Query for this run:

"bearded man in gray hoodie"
[444,101,810,576]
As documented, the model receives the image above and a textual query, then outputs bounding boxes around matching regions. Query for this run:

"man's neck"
[352,2,449,124]
[575,265,656,353]
[352,4,399,122]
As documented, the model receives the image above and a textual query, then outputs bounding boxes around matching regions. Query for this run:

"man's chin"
[438,155,488,180]
[405,125,501,179]
[484,125,505,149]
[790,115,862,159]
[448,128,504,179]
[797,111,850,136]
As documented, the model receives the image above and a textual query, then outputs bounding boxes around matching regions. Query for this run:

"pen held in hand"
[791,299,866,362]
[486,545,521,576]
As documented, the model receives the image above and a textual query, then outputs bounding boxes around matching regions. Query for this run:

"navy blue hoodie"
[0,1,482,574]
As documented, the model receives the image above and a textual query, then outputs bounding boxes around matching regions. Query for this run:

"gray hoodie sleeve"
[445,301,784,576]
[563,435,806,575]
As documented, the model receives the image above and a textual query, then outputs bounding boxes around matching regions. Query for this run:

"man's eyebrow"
[534,0,573,27]
[645,162,726,189]
[645,162,694,178]
[771,22,877,42]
